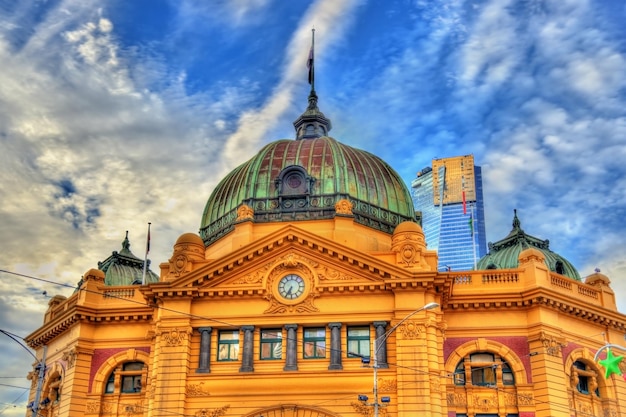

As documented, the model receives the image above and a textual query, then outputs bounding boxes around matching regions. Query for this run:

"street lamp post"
[0,329,47,417]
[363,301,439,417]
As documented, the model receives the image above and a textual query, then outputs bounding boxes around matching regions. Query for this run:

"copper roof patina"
[200,89,415,245]
[97,232,160,285]
[477,210,581,280]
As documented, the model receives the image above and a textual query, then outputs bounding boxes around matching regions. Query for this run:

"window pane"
[219,331,239,341]
[218,330,240,361]
[304,328,325,338]
[470,353,494,362]
[261,329,282,360]
[121,375,142,393]
[454,361,465,386]
[347,326,371,358]
[105,373,115,394]
[123,362,143,371]
[303,328,326,359]
[472,367,496,386]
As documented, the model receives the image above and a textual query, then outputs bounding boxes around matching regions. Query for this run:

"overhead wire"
[0,269,615,417]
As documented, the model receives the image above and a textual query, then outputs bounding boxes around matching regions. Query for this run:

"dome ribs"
[200,137,416,245]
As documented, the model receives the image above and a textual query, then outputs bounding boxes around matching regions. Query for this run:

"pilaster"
[528,330,570,417]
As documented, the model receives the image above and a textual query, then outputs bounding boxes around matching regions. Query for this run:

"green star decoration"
[598,348,624,379]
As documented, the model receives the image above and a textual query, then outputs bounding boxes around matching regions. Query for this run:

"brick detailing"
[444,336,532,382]
[88,347,150,392]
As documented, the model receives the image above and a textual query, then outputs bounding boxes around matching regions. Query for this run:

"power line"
[0,269,610,417]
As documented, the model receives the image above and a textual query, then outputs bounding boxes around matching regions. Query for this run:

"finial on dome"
[512,209,521,230]
[293,29,332,140]
[122,231,131,251]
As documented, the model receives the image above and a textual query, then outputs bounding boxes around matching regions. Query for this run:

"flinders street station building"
[25,86,626,417]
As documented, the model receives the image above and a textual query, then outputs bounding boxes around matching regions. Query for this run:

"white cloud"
[222,0,363,166]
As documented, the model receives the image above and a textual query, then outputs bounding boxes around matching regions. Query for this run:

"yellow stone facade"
[25,208,626,417]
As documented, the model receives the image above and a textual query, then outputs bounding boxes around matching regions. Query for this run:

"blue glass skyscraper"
[411,155,487,272]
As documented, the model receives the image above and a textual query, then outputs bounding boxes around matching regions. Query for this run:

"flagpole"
[308,28,315,92]
[142,222,151,285]
[470,203,477,269]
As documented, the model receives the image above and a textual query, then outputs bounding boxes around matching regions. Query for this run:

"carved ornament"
[540,331,566,357]
[473,393,498,411]
[161,328,188,347]
[186,382,210,397]
[236,204,254,221]
[335,198,353,215]
[398,320,424,340]
[195,405,230,417]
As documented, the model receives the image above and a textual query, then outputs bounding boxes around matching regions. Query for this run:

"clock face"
[278,274,305,300]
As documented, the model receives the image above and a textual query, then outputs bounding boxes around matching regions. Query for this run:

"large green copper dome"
[200,91,415,246]
[477,210,580,280]
[200,136,416,245]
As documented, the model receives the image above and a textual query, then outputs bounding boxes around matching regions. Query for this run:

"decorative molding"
[317,266,353,281]
[85,400,100,414]
[265,297,319,314]
[398,320,424,340]
[378,377,397,393]
[236,204,254,221]
[232,261,272,285]
[540,331,567,357]
[517,392,534,406]
[473,393,498,411]
[161,328,188,347]
[119,401,144,415]
[186,382,210,397]
[61,348,77,369]
[195,405,230,417]
[334,198,353,215]
[446,392,467,406]
[263,256,319,313]
[351,401,388,416]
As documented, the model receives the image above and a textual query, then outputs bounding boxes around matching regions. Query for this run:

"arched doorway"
[244,404,341,417]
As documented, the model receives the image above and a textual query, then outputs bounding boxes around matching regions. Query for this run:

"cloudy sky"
[1,0,626,413]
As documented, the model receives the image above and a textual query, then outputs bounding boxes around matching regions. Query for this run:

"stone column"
[328,322,343,370]
[373,321,389,368]
[284,324,298,371]
[239,326,255,372]
[196,327,212,373]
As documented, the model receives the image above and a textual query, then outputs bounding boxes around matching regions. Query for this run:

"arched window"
[571,360,599,396]
[104,361,145,394]
[453,352,515,387]
[555,260,565,275]
[275,166,314,196]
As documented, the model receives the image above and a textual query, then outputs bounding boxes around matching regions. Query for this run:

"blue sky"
[1,0,626,413]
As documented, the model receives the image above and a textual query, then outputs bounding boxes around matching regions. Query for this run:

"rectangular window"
[218,330,240,361]
[303,328,326,359]
[347,326,370,358]
[260,329,282,360]
[471,366,496,386]
[470,353,496,386]
[121,375,142,393]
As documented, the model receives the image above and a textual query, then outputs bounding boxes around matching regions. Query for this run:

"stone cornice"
[446,292,626,332]
[26,305,154,348]
[166,225,438,291]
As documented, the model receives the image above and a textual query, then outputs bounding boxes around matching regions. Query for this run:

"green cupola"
[97,232,159,285]
[477,210,581,280]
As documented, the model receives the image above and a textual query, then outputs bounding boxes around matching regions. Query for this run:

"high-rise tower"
[411,155,487,271]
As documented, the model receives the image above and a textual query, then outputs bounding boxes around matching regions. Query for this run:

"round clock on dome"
[277,274,305,300]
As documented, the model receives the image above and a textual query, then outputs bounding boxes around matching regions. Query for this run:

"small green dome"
[200,136,416,245]
[97,232,159,285]
[477,210,580,280]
